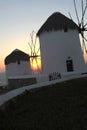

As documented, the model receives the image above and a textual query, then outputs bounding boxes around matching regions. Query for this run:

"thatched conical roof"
[5,49,29,65]
[37,12,78,36]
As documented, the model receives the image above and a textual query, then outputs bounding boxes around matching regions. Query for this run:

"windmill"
[69,0,87,53]
[28,31,41,74]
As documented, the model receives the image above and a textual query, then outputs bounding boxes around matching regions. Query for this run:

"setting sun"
[30,58,41,72]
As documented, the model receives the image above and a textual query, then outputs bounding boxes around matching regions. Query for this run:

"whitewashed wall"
[0,72,8,87]
[6,61,31,78]
[39,30,86,74]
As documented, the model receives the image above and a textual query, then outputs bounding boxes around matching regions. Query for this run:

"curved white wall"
[6,61,31,78]
[39,30,86,74]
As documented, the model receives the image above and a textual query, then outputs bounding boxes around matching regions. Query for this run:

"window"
[66,59,73,72]
[17,60,20,65]
[64,27,68,32]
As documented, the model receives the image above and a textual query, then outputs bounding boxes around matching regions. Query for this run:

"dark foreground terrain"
[0,77,87,130]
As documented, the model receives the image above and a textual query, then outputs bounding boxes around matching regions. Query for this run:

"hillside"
[0,77,87,130]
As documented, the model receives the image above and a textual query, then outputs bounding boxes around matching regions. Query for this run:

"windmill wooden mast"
[28,31,41,74]
[69,0,87,53]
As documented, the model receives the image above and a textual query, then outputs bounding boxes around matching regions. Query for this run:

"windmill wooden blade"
[28,42,33,56]
[30,32,35,51]
[68,12,73,21]
[81,0,84,27]
[74,0,80,26]
[30,57,34,69]
[82,32,86,52]
[36,57,41,59]
[30,31,34,45]
[81,32,87,42]
[36,47,40,55]
[30,57,34,63]
[28,31,41,74]
[80,32,87,52]
[83,37,87,53]
[81,0,87,25]
[31,31,37,56]
[35,58,40,71]
[84,23,87,27]
[33,36,37,55]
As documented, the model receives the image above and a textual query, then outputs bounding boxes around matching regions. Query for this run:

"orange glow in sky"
[83,51,87,63]
[30,58,41,72]
[0,57,5,72]
[0,50,87,73]
[0,63,5,72]
[0,0,87,74]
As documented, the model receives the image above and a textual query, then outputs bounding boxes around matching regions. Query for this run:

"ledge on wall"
[8,75,37,88]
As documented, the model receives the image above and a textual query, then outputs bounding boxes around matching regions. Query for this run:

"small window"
[64,27,68,32]
[17,60,20,65]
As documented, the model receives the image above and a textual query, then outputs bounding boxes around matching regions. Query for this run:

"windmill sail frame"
[69,0,87,53]
[28,31,41,74]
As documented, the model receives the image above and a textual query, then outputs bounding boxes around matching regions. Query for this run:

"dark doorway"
[66,59,73,72]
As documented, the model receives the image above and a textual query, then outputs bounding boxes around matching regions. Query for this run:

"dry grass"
[0,77,87,130]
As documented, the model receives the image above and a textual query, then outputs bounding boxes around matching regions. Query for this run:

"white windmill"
[28,31,41,74]
[69,0,87,53]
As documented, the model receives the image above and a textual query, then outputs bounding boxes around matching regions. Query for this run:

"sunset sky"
[0,0,87,72]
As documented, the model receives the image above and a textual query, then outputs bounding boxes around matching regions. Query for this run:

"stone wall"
[8,77,37,88]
